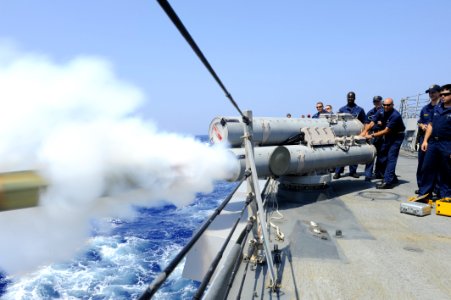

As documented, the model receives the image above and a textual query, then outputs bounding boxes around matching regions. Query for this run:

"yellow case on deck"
[436,198,451,217]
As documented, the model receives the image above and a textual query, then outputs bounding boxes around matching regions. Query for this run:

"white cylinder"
[269,144,376,176]
[227,143,376,181]
[227,146,279,181]
[209,114,363,147]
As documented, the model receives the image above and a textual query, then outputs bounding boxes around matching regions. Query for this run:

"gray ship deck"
[226,152,451,299]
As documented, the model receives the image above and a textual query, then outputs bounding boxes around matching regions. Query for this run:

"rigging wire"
[156,0,249,124]
[223,219,254,299]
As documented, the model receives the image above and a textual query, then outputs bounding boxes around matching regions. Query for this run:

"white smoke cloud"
[0,44,237,274]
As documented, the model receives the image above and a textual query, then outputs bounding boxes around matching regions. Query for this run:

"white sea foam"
[0,44,237,275]
[3,230,196,299]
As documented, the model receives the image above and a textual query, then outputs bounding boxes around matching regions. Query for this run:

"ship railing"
[398,93,429,152]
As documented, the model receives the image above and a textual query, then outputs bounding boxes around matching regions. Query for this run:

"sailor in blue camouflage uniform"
[333,91,366,179]
[361,98,405,189]
[418,84,451,200]
[415,84,441,194]
[364,96,384,181]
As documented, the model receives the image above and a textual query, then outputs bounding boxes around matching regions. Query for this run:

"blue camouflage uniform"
[418,103,451,198]
[416,102,436,189]
[373,108,406,185]
[364,106,384,179]
[335,104,366,175]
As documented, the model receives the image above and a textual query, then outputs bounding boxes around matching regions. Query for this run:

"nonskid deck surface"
[227,153,451,299]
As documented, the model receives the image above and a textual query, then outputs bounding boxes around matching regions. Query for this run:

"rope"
[269,221,285,241]
[268,180,285,241]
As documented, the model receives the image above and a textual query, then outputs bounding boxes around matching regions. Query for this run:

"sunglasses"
[316,106,323,108]
[382,104,392,107]
[441,92,451,97]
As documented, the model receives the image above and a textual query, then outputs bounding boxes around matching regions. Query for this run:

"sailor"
[325,104,333,113]
[418,84,451,200]
[312,102,327,118]
[361,98,405,189]
[364,95,384,181]
[333,91,366,179]
[415,84,441,195]
[286,113,292,118]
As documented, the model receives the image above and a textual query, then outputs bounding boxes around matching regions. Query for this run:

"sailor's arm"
[417,110,428,132]
[365,126,391,139]
[421,123,433,152]
[360,121,375,136]
[418,122,428,132]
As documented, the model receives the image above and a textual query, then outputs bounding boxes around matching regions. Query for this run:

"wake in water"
[0,43,237,297]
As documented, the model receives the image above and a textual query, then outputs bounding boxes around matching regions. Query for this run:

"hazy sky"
[0,0,449,135]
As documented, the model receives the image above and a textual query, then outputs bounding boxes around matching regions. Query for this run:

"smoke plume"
[0,44,237,274]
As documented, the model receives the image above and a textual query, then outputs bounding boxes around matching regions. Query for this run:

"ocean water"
[0,136,237,299]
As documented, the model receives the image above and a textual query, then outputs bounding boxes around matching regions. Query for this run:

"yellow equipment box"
[436,198,451,217]
[0,170,47,212]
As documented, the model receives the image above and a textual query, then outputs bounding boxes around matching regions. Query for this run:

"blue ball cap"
[425,84,440,93]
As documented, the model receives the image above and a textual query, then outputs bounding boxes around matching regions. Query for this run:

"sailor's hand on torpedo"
[421,141,428,152]
[359,131,370,139]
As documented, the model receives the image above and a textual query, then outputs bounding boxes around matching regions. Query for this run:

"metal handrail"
[399,93,430,152]
[399,94,429,119]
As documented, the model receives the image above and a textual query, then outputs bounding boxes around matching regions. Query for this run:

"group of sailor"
[286,103,333,119]
[311,102,333,118]
[308,85,450,200]
[329,91,405,189]
[416,84,451,202]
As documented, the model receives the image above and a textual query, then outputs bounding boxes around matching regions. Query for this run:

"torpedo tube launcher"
[209,113,376,182]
